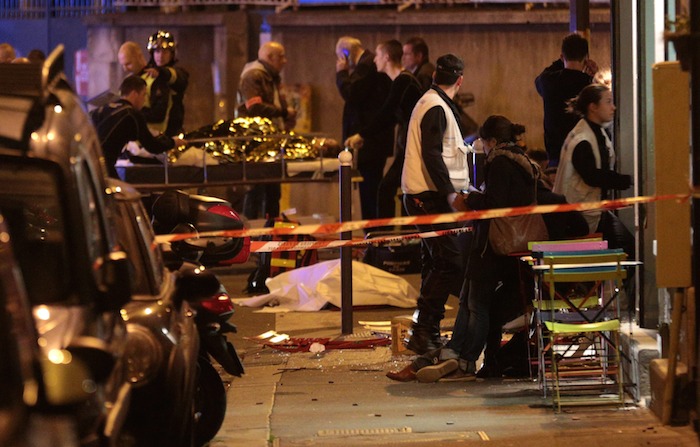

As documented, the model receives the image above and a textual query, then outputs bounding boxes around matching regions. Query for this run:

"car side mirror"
[100,251,131,311]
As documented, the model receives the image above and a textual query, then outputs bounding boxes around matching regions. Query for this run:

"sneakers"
[415,359,458,383]
[438,359,477,382]
[438,368,477,382]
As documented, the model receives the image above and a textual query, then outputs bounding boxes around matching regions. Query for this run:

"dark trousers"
[403,192,464,328]
[358,160,385,221]
[243,184,281,220]
[376,155,403,220]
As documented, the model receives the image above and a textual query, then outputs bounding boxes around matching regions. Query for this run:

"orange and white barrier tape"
[250,225,472,253]
[153,193,690,251]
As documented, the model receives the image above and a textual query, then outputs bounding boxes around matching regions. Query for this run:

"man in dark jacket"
[335,36,394,221]
[535,33,598,165]
[91,75,182,178]
[402,37,435,93]
[237,41,297,219]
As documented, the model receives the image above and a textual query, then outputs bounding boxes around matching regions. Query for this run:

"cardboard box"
[648,358,689,425]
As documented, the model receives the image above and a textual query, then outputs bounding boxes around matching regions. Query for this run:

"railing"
[0,0,610,18]
[0,0,116,18]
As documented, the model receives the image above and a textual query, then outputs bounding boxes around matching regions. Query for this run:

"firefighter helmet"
[147,30,176,52]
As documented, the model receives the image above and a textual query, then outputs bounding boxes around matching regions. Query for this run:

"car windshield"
[0,160,71,304]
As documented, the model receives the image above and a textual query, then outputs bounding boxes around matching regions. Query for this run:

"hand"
[344,134,364,150]
[449,192,469,212]
[583,58,599,76]
[144,67,159,78]
[171,137,185,148]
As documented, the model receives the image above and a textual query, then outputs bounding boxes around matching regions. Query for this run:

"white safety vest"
[402,89,469,195]
[553,118,614,233]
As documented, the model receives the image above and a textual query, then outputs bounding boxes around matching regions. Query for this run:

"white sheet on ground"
[234,259,418,312]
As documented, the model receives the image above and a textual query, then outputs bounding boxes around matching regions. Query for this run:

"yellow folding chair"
[533,249,628,411]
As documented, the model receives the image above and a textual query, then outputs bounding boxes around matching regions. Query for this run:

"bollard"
[339,148,353,334]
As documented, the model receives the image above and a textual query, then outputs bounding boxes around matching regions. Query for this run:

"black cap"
[435,54,464,77]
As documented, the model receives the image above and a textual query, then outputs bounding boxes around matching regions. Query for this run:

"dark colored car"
[0,212,101,447]
[109,179,226,447]
[0,46,133,445]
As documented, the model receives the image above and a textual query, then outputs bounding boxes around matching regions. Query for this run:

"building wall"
[268,8,611,151]
[84,11,249,132]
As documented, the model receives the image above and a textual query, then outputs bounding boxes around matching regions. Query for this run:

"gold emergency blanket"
[169,117,336,164]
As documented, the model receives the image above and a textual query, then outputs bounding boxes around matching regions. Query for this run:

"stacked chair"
[528,239,630,411]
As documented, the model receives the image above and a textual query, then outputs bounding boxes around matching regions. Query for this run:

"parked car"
[0,211,100,447]
[0,46,132,446]
[109,179,228,447]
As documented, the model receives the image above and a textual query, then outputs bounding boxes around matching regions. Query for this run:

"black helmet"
[147,30,176,53]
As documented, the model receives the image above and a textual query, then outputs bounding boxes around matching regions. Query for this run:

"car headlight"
[123,325,163,387]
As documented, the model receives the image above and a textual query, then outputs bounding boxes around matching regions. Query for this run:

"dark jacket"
[237,59,292,130]
[465,144,538,280]
[358,70,422,159]
[141,62,189,137]
[413,61,435,93]
[571,119,632,199]
[536,179,590,240]
[535,59,593,162]
[90,99,174,178]
[336,50,394,165]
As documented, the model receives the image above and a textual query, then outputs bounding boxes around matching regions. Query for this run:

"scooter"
[190,282,244,447]
[149,189,250,267]
[146,189,248,446]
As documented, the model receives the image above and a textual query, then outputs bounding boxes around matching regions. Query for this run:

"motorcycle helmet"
[147,30,176,53]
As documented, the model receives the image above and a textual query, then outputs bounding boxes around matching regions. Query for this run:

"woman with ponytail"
[553,84,633,254]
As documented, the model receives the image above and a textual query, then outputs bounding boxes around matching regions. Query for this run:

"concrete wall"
[84,11,250,132]
[268,8,611,150]
[81,7,610,147]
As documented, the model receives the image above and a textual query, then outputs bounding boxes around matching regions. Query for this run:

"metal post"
[339,148,353,334]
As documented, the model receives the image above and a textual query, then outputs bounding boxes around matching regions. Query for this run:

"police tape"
[250,225,472,253]
[153,193,690,250]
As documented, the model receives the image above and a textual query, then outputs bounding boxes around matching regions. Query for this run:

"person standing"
[0,43,16,63]
[335,36,394,222]
[402,37,435,93]
[388,115,540,382]
[535,33,598,165]
[400,54,470,354]
[143,30,189,137]
[90,75,183,178]
[237,41,297,219]
[118,41,147,77]
[344,39,423,222]
[553,83,632,247]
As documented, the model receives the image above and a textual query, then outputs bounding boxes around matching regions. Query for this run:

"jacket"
[465,143,538,280]
[402,86,469,196]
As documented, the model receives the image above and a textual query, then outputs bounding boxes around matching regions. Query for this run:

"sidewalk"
[208,266,698,447]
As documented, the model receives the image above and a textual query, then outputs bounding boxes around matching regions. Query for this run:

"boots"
[405,324,443,355]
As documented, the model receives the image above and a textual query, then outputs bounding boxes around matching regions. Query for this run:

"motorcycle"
[146,189,248,446]
[190,284,245,446]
